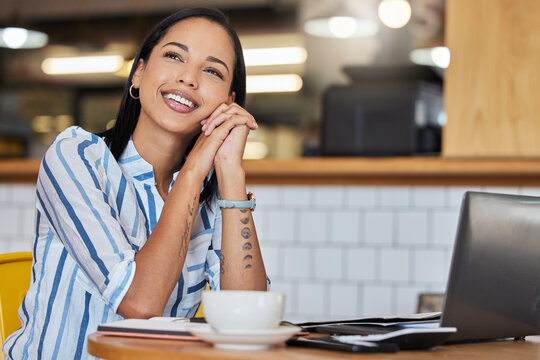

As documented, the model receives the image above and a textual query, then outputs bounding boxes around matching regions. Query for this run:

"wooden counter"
[2,157,540,186]
[87,333,540,360]
[243,157,540,186]
[0,159,41,183]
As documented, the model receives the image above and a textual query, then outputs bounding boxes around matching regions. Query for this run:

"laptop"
[438,191,540,342]
[299,191,540,343]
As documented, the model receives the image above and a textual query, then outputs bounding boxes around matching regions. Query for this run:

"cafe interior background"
[1,0,539,322]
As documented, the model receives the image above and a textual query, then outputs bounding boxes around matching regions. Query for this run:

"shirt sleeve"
[205,204,222,290]
[36,133,138,312]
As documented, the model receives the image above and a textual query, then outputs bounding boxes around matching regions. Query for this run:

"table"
[87,333,540,360]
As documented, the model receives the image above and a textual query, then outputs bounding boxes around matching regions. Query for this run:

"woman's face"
[132,17,236,136]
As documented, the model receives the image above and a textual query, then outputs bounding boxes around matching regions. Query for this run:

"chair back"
[194,283,210,318]
[0,252,32,357]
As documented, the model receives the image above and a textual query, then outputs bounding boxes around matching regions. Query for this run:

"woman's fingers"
[201,103,257,135]
[203,111,257,134]
[203,113,232,135]
[207,116,250,140]
[201,103,229,128]
[225,103,258,130]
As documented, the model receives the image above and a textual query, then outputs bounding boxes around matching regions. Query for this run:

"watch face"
[247,192,256,211]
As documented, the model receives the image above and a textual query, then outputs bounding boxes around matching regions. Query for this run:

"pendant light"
[1,1,49,49]
[304,2,379,39]
[0,27,48,49]
[378,0,412,29]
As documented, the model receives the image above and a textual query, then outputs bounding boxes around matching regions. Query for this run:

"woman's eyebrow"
[207,56,230,74]
[163,41,189,52]
[162,41,230,74]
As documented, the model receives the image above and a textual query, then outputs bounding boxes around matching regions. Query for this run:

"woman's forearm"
[216,164,267,290]
[118,169,203,318]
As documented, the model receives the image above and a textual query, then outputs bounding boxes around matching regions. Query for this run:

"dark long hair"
[101,8,246,205]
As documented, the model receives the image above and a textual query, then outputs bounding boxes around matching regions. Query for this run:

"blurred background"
[2,0,540,321]
[0,0,446,159]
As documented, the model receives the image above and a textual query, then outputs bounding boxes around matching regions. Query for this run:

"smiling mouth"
[164,93,198,109]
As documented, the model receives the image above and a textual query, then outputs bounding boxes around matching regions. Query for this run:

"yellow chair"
[194,283,210,318]
[0,252,32,358]
[194,303,204,318]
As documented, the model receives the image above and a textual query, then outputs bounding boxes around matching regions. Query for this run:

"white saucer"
[186,323,301,350]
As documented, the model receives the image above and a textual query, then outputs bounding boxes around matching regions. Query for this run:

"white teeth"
[165,93,195,108]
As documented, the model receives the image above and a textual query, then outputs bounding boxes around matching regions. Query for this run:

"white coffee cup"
[201,290,285,331]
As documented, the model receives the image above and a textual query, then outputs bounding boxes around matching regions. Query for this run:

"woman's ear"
[227,91,236,105]
[131,59,145,88]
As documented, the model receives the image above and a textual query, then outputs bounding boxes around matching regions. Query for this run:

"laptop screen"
[440,191,540,341]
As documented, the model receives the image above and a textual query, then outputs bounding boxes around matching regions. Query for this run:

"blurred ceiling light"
[0,27,48,49]
[328,16,357,38]
[115,59,134,77]
[31,116,53,133]
[304,2,378,39]
[42,55,124,75]
[54,115,74,131]
[31,115,75,133]
[378,0,412,29]
[243,141,269,159]
[409,46,450,68]
[246,74,303,93]
[243,47,307,67]
[106,119,116,130]
[304,16,378,38]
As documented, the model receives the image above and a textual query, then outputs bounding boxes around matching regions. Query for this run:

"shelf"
[242,157,540,186]
[2,157,540,186]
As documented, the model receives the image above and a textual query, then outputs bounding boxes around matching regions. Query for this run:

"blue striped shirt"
[3,126,222,359]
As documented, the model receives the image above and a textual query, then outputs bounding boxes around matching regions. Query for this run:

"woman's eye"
[205,68,224,79]
[164,52,184,62]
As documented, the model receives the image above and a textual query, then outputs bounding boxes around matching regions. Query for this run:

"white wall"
[0,184,36,253]
[1,183,538,323]
[247,184,540,322]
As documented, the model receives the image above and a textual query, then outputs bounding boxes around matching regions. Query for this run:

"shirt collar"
[118,137,213,191]
[119,137,156,185]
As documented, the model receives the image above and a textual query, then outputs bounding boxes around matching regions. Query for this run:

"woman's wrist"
[215,159,244,178]
[175,163,207,193]
[181,155,214,182]
[215,163,246,200]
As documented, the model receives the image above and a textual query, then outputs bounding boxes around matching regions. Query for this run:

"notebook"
[301,191,540,343]
[96,317,203,340]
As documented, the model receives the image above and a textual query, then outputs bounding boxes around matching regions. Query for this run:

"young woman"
[3,8,267,359]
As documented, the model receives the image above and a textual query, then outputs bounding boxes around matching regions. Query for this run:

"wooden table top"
[87,333,540,360]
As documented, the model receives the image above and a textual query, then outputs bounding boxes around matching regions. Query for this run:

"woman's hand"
[183,103,257,179]
[200,103,257,168]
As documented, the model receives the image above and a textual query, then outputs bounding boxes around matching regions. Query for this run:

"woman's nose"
[178,71,198,89]
[179,79,197,88]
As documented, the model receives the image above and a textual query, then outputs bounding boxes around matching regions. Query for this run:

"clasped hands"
[187,103,258,178]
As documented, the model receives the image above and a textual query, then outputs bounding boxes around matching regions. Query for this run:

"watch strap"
[217,198,255,209]
[218,192,256,210]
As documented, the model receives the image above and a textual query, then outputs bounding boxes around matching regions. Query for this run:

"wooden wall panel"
[443,0,540,156]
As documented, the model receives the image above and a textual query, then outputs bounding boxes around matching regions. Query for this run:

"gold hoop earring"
[129,84,140,100]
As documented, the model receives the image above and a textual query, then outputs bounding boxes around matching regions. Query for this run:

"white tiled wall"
[246,184,540,323]
[1,183,538,323]
[0,184,36,253]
